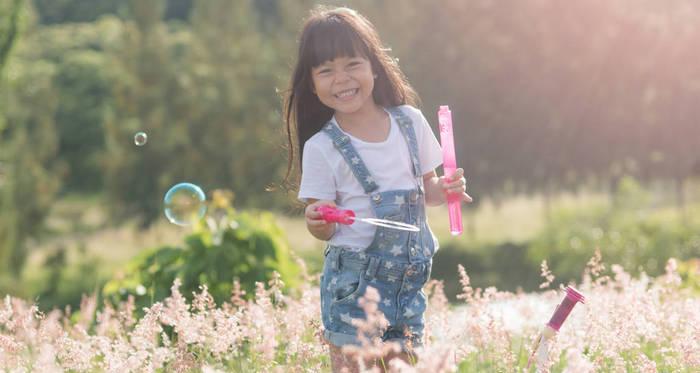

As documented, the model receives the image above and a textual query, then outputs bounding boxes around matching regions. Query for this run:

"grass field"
[3,184,699,371]
[277,191,612,261]
[2,255,698,372]
[19,186,693,292]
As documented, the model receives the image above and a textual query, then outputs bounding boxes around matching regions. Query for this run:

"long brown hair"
[283,6,419,185]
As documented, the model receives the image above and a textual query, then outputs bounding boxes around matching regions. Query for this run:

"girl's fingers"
[444,176,466,190]
[304,207,316,218]
[307,218,327,226]
[440,170,474,203]
[447,178,466,188]
[306,200,336,224]
[305,210,326,224]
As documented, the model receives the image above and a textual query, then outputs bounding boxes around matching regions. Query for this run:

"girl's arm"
[423,168,472,206]
[304,198,337,241]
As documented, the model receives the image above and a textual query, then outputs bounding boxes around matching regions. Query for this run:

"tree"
[33,0,191,24]
[103,0,297,226]
[0,0,22,73]
[0,1,62,276]
[102,0,171,225]
[359,0,700,203]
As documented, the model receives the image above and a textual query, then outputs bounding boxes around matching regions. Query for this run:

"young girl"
[283,6,472,371]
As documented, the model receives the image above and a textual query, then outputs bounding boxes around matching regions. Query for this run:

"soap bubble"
[163,182,206,226]
[134,132,148,146]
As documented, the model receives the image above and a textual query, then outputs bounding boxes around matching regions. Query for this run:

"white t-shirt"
[298,105,443,249]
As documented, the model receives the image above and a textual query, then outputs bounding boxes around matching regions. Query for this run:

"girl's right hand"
[305,199,336,226]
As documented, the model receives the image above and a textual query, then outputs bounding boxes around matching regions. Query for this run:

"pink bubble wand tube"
[527,286,586,370]
[438,105,463,236]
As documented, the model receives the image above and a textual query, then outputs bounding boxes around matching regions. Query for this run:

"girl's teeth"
[337,89,357,98]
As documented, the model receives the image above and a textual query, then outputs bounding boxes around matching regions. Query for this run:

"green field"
[14,182,699,307]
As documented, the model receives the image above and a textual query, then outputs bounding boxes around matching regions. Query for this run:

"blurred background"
[1,0,699,312]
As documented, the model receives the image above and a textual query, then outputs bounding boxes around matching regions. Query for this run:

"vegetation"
[2,0,700,277]
[0,1,699,369]
[1,254,698,371]
[103,191,300,313]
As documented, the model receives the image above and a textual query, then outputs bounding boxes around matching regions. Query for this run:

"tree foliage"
[359,0,700,200]
[101,0,297,226]
[103,191,299,312]
[2,0,700,276]
[0,0,22,73]
[32,0,192,25]
[0,2,62,275]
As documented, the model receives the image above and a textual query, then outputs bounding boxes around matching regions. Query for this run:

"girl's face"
[310,55,376,116]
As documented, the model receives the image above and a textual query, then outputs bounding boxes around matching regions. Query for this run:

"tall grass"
[1,255,698,372]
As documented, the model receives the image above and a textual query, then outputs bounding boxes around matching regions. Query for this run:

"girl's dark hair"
[283,6,419,185]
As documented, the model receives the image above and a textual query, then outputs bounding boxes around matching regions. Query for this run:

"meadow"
[2,251,698,372]
[2,188,698,371]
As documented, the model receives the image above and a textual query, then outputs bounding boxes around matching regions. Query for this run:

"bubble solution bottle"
[528,286,586,369]
[437,105,463,236]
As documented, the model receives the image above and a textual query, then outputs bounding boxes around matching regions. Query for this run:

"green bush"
[433,241,541,300]
[677,258,700,293]
[435,178,700,298]
[528,178,700,284]
[33,245,104,311]
[0,244,106,312]
[103,206,299,311]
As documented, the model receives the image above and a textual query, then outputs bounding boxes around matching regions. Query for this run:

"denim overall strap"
[386,107,422,178]
[322,121,379,194]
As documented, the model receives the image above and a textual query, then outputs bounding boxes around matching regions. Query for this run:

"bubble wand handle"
[438,105,463,236]
[317,205,355,225]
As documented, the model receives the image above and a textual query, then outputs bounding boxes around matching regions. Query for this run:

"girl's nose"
[334,70,351,83]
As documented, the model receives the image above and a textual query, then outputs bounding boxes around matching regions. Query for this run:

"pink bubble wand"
[317,205,419,232]
[438,105,463,236]
[527,286,586,370]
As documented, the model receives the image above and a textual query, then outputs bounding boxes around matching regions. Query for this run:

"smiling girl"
[283,6,472,372]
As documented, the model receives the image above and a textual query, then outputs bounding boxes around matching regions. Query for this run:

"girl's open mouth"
[334,88,359,100]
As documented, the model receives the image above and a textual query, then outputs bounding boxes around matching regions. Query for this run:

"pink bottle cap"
[546,286,585,332]
[565,286,585,304]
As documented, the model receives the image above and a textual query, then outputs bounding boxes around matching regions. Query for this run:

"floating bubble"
[163,182,207,226]
[134,132,148,146]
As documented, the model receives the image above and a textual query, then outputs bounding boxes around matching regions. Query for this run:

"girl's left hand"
[440,168,473,203]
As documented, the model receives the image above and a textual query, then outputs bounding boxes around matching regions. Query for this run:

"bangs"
[304,17,370,67]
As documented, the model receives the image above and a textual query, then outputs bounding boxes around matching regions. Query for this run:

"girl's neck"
[334,104,389,143]
[334,103,385,130]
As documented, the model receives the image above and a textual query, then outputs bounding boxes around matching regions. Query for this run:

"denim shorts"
[320,246,432,350]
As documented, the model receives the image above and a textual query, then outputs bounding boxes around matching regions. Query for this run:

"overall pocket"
[374,213,410,248]
[332,269,367,304]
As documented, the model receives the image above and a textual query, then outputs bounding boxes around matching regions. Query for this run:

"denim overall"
[319,107,436,349]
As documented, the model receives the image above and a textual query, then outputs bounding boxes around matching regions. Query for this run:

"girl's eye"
[317,69,331,75]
